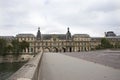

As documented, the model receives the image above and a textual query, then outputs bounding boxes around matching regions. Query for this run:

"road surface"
[63,50,120,69]
[39,52,120,80]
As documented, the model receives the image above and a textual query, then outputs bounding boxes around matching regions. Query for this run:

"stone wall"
[0,54,34,63]
[7,52,43,80]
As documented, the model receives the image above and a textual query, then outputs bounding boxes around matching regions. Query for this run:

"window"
[31,48,33,52]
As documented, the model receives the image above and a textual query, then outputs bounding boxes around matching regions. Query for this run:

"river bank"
[0,54,34,63]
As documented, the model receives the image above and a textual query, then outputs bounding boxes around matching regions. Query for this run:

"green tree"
[0,39,29,56]
[20,41,29,51]
[5,45,13,53]
[0,39,7,55]
[101,38,113,49]
[11,40,29,55]
[11,40,21,56]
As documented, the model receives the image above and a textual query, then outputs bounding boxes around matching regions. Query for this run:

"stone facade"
[16,28,120,53]
[16,28,92,53]
[16,34,35,54]
[91,37,120,50]
[1,28,120,53]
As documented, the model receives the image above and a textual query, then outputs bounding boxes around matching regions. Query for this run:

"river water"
[0,62,25,80]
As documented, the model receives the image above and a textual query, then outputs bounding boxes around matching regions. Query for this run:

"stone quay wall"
[7,52,43,80]
[0,54,34,63]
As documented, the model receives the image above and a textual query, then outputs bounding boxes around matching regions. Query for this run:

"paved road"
[39,53,120,80]
[63,50,120,69]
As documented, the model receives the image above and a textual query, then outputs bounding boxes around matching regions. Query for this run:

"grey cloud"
[86,1,120,12]
[0,0,120,37]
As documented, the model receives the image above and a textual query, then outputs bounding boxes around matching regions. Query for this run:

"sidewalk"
[39,53,120,80]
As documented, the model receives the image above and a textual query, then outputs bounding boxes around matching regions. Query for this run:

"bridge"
[7,50,120,80]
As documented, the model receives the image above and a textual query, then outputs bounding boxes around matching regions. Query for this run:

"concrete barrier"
[7,52,43,80]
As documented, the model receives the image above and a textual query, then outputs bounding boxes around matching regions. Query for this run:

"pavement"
[63,50,120,69]
[39,52,120,80]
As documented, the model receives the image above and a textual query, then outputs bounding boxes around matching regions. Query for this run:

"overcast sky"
[0,0,120,37]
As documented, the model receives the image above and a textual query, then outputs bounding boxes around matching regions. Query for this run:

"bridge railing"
[7,52,43,80]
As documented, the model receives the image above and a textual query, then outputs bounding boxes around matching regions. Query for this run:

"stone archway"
[61,47,66,52]
[69,47,72,52]
[60,47,66,52]
[44,47,50,52]
[66,47,72,52]
[51,47,58,52]
[37,47,43,53]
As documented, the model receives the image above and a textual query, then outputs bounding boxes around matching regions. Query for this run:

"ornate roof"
[105,31,116,37]
[16,34,35,37]
[42,34,66,40]
[36,27,41,40]
[73,34,90,38]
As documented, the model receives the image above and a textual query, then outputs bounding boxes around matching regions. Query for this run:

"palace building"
[16,27,91,53]
[1,28,120,54]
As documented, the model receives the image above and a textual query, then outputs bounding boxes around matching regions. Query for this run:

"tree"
[11,40,29,55]
[11,40,21,56]
[101,38,113,49]
[0,39,29,56]
[20,41,29,51]
[0,39,7,55]
[5,45,13,53]
[95,38,113,50]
